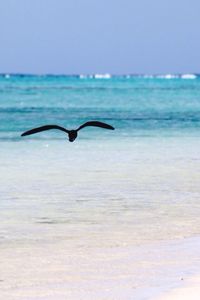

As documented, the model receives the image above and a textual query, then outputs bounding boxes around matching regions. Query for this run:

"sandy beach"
[1,236,200,299]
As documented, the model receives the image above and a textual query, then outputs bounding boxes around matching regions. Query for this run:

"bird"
[21,121,115,142]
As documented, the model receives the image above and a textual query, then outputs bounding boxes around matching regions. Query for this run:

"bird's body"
[21,121,114,142]
[68,130,78,142]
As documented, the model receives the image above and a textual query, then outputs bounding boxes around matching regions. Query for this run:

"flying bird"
[21,121,115,142]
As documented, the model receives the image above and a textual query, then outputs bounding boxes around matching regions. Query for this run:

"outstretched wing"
[21,125,69,136]
[77,121,115,131]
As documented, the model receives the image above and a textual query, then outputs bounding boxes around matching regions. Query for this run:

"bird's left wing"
[21,125,69,136]
[77,121,115,131]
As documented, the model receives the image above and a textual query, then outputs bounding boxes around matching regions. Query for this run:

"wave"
[181,74,197,79]
[142,74,198,79]
[80,74,112,79]
[0,73,199,79]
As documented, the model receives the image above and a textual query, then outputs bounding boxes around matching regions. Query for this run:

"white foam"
[142,74,179,79]
[78,73,197,80]
[156,74,178,79]
[94,73,111,79]
[79,74,87,79]
[181,74,197,79]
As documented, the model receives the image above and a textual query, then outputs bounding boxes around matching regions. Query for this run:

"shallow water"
[1,136,200,248]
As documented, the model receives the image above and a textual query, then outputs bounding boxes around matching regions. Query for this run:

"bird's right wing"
[21,125,69,136]
[77,121,115,131]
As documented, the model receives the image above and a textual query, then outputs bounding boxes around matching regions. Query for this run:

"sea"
[1,74,200,299]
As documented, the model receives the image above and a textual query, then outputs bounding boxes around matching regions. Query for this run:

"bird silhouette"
[21,121,115,142]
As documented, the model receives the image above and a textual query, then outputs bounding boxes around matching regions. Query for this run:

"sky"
[0,0,200,74]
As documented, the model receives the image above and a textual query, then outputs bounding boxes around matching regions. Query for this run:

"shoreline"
[155,276,200,300]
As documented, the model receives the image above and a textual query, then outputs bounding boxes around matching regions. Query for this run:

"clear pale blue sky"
[0,0,200,74]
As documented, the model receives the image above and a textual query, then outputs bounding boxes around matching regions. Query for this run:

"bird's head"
[68,130,77,142]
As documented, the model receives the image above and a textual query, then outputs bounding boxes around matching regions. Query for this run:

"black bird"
[21,121,115,142]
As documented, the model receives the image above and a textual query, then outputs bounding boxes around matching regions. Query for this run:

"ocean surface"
[1,74,200,298]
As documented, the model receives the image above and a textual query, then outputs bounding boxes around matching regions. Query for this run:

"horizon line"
[0,73,199,77]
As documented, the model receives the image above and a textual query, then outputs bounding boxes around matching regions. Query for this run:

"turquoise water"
[1,75,200,298]
[1,74,200,141]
